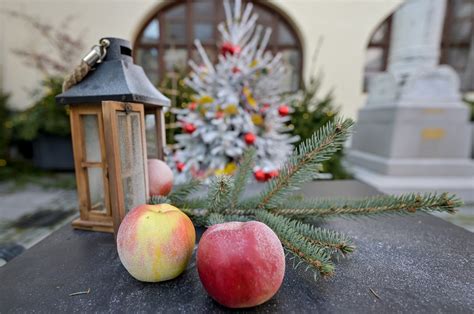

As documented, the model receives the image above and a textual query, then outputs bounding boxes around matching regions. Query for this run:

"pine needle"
[229,148,255,209]
[207,175,233,213]
[168,179,202,203]
[258,118,354,209]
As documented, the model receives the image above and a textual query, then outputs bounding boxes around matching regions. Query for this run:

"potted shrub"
[12,77,73,170]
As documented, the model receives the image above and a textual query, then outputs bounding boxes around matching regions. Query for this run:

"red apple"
[197,221,285,308]
[148,159,173,196]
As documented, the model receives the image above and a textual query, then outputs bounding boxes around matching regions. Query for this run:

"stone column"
[347,0,474,202]
[388,0,446,79]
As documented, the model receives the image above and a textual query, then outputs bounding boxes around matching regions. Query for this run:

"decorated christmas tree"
[171,0,298,183]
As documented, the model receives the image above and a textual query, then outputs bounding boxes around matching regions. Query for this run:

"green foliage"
[259,118,353,209]
[159,69,194,145]
[0,90,13,161]
[464,98,474,121]
[290,74,350,179]
[148,118,462,279]
[12,77,70,141]
[207,175,232,213]
[229,148,255,209]
[168,179,202,204]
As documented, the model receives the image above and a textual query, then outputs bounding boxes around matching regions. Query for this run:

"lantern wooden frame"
[70,101,165,234]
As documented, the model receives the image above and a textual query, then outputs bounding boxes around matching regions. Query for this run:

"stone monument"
[347,0,474,202]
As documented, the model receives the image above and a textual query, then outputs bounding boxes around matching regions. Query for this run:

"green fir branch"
[168,179,202,203]
[230,148,255,209]
[258,118,354,209]
[149,195,171,205]
[207,175,233,213]
[156,118,463,281]
[273,192,462,218]
[178,196,208,210]
[255,211,335,277]
[207,213,251,226]
[282,216,355,256]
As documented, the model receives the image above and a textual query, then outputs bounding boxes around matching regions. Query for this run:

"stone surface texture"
[0,181,473,312]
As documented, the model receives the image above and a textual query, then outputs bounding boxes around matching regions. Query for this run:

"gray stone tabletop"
[0,181,473,313]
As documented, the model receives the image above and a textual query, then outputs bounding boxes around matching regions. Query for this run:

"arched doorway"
[133,0,303,91]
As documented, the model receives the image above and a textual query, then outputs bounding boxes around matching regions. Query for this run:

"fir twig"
[284,217,355,256]
[255,211,335,277]
[207,175,233,213]
[147,118,463,282]
[149,195,170,205]
[168,179,202,203]
[273,192,462,218]
[230,148,255,209]
[258,118,354,209]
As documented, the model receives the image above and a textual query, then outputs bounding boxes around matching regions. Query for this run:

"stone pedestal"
[348,0,474,202]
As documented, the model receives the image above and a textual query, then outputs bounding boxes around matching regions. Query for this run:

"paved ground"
[0,178,472,267]
[0,181,78,266]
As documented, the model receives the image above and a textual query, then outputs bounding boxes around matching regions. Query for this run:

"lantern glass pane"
[145,114,157,158]
[81,115,101,162]
[117,112,147,213]
[87,167,106,213]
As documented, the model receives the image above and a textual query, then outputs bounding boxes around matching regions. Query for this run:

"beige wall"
[0,0,402,119]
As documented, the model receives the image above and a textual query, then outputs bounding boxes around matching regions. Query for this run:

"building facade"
[0,0,472,119]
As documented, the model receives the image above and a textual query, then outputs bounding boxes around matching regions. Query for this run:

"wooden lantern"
[56,38,170,234]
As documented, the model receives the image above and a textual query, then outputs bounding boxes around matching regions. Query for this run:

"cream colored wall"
[0,0,402,119]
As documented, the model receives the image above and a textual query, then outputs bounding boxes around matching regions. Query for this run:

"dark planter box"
[32,135,74,171]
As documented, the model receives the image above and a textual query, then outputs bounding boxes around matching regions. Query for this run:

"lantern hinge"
[123,103,132,114]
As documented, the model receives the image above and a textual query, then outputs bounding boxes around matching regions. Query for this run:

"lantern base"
[72,218,114,233]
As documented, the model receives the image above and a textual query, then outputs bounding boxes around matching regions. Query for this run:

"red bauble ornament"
[231,66,241,74]
[188,102,197,110]
[244,132,256,145]
[254,170,266,182]
[221,42,241,56]
[278,105,290,117]
[266,170,279,180]
[215,111,224,119]
[148,159,174,196]
[176,162,185,173]
[260,103,271,113]
[197,221,285,308]
[183,123,197,134]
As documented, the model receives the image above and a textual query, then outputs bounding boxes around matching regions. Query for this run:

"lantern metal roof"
[56,37,170,107]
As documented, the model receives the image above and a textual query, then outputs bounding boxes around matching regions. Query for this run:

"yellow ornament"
[224,104,238,115]
[199,95,214,104]
[215,162,238,176]
[250,59,258,68]
[242,87,257,108]
[251,114,264,126]
[247,96,257,108]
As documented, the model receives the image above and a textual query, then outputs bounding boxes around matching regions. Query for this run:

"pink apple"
[148,159,173,196]
[117,204,196,282]
[197,221,285,308]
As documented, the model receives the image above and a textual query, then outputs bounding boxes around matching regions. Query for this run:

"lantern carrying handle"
[62,38,111,92]
[83,39,110,66]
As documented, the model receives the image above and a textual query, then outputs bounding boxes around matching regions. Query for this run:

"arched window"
[133,0,303,91]
[363,0,474,92]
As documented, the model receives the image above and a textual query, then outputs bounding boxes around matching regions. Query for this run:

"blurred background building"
[1,0,471,118]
